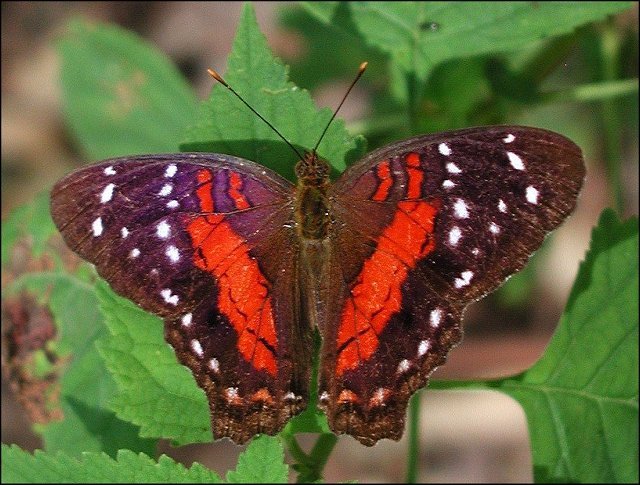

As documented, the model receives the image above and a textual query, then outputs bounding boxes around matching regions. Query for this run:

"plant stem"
[599,23,626,215]
[406,392,421,483]
[540,78,637,104]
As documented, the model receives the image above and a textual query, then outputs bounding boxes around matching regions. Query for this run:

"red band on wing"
[371,160,392,201]
[228,172,250,210]
[336,199,439,375]
[196,169,215,212]
[405,152,423,199]
[187,169,277,376]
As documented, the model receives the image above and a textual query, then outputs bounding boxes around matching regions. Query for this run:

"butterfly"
[50,68,584,446]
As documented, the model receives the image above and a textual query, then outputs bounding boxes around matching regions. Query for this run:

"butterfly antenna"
[207,68,305,161]
[312,61,368,154]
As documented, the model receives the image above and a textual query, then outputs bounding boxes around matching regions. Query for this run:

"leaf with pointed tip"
[181,3,365,181]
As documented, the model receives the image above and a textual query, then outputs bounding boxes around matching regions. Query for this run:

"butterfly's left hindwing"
[321,126,584,445]
[50,153,311,443]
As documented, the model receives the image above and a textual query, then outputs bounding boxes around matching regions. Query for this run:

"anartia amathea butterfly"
[50,70,584,446]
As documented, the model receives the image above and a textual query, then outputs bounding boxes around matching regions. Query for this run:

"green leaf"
[226,436,288,483]
[303,2,634,100]
[181,3,365,181]
[284,404,330,436]
[57,19,198,160]
[96,281,212,446]
[1,444,222,483]
[6,271,155,457]
[1,192,57,265]
[494,209,639,483]
[278,4,387,92]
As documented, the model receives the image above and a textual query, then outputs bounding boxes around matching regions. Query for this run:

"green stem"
[598,24,626,215]
[305,433,338,482]
[282,433,307,465]
[429,378,498,391]
[281,433,337,483]
[405,392,421,483]
[540,79,637,104]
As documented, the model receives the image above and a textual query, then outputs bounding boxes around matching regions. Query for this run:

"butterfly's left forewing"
[50,153,311,443]
[322,126,584,445]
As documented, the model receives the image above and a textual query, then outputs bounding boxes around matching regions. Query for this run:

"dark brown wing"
[51,153,312,443]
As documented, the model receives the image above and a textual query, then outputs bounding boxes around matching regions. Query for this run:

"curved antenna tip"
[207,68,229,87]
[312,61,369,153]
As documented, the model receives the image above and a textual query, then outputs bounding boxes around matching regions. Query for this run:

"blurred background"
[2,2,638,482]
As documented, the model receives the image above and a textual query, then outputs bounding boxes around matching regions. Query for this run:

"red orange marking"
[187,169,277,376]
[336,199,439,375]
[250,388,274,404]
[338,389,359,404]
[372,160,392,201]
[405,152,423,199]
[195,169,215,212]
[228,171,250,210]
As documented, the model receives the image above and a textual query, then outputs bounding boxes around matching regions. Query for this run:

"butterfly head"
[295,151,330,188]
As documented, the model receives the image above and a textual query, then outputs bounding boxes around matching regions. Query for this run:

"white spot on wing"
[438,143,452,156]
[160,288,179,306]
[284,392,296,401]
[166,245,180,263]
[418,340,430,356]
[165,164,177,178]
[397,359,410,373]
[503,133,515,143]
[446,162,461,174]
[121,227,129,238]
[371,388,387,405]
[208,358,220,373]
[489,222,500,234]
[104,166,116,176]
[190,339,203,357]
[158,183,173,197]
[453,199,469,219]
[526,186,539,204]
[156,221,171,239]
[507,151,525,170]
[167,200,179,209]
[498,199,507,213]
[100,183,115,203]
[442,179,455,189]
[181,313,192,327]
[92,217,103,237]
[430,309,442,328]
[454,270,474,289]
[319,391,329,403]
[130,248,140,258]
[449,226,462,246]
[472,248,480,256]
[226,387,239,399]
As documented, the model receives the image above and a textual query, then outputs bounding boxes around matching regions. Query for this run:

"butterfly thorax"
[294,152,331,240]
